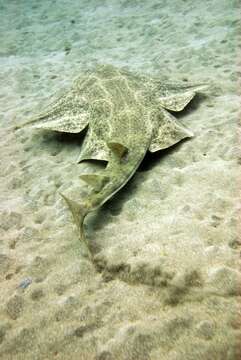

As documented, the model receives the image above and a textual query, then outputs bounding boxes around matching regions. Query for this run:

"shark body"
[17,65,207,258]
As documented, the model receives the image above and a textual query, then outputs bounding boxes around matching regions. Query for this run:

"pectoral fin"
[17,91,89,133]
[149,109,193,152]
[107,142,128,158]
[158,83,208,112]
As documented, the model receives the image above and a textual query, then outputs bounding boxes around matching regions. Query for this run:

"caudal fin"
[59,192,92,258]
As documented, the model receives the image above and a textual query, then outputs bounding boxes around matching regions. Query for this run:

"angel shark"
[18,64,207,258]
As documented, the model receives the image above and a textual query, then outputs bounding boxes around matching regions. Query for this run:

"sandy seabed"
[0,0,241,359]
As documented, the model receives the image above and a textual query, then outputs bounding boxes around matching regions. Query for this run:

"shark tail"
[59,192,92,259]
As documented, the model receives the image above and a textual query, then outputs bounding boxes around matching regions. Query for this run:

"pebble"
[227,342,241,360]
[73,325,89,338]
[0,211,22,231]
[11,326,36,352]
[164,269,202,305]
[195,320,215,340]
[5,273,14,280]
[227,306,241,329]
[19,226,41,243]
[28,256,49,279]
[228,239,241,249]
[128,259,173,287]
[207,266,241,296]
[54,284,66,296]
[30,288,44,300]
[0,323,11,344]
[102,318,195,360]
[6,295,24,320]
[0,253,11,275]
[18,277,32,290]
[33,211,46,224]
[8,238,17,249]
[7,177,22,190]
[95,350,113,360]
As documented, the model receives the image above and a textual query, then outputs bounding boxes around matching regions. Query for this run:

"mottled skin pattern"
[18,64,207,259]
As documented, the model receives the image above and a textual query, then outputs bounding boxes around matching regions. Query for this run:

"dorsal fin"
[107,142,128,158]
[80,174,109,191]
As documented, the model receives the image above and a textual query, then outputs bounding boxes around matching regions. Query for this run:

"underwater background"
[0,0,240,359]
